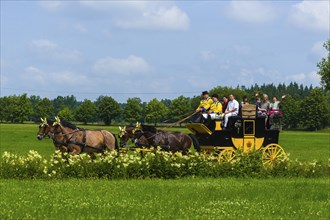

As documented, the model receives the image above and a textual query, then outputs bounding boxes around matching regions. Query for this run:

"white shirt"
[227,99,239,115]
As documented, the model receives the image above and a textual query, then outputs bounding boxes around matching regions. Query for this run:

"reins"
[135,111,198,141]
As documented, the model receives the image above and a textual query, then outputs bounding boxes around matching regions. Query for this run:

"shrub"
[0,150,329,179]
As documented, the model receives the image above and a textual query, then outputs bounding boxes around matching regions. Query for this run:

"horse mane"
[60,119,77,130]
[46,118,55,125]
[141,124,157,133]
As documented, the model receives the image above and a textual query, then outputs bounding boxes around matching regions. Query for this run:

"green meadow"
[0,123,329,219]
[0,123,329,161]
[0,178,329,219]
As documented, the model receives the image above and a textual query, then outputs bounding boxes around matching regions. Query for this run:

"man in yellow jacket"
[208,94,223,119]
[196,91,213,113]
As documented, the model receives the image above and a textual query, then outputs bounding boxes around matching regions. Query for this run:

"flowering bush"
[0,149,329,179]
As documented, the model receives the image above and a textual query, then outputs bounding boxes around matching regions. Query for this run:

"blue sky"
[1,1,329,102]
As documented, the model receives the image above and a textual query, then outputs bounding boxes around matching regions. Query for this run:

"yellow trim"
[243,136,255,153]
[255,137,264,150]
[243,120,255,136]
[186,123,212,135]
[200,146,236,151]
[215,121,222,131]
[232,138,243,149]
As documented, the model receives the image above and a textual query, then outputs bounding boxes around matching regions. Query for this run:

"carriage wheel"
[218,148,236,162]
[262,144,286,167]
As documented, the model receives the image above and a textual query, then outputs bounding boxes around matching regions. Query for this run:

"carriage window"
[244,121,254,135]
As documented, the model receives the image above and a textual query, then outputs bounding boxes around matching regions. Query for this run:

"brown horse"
[37,118,69,153]
[132,124,200,154]
[52,117,118,155]
[118,126,149,148]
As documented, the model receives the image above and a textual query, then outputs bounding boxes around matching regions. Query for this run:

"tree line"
[0,82,329,130]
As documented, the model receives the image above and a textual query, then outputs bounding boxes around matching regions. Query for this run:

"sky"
[1,0,329,102]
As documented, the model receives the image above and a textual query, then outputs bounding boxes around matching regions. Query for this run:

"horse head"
[132,122,142,134]
[118,126,129,147]
[37,117,52,140]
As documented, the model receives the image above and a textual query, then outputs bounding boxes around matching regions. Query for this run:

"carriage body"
[186,104,285,164]
[186,117,279,151]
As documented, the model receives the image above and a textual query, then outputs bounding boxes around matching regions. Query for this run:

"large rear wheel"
[262,144,286,167]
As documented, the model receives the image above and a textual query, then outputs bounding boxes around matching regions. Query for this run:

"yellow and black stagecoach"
[186,104,286,166]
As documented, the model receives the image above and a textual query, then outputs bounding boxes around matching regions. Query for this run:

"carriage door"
[243,120,255,152]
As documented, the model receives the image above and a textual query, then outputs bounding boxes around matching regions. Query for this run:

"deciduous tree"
[300,88,329,130]
[144,98,169,126]
[35,98,54,119]
[169,96,191,126]
[58,107,74,122]
[123,98,142,125]
[97,96,122,125]
[317,39,330,91]
[75,99,97,125]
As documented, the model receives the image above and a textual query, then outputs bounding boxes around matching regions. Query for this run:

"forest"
[1,82,329,131]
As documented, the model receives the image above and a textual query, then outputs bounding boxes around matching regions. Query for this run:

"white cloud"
[73,23,88,33]
[30,39,82,63]
[79,1,147,11]
[234,45,251,56]
[200,50,214,61]
[115,5,190,31]
[31,39,58,50]
[22,66,88,87]
[227,1,276,24]
[285,71,321,85]
[287,72,306,81]
[79,1,190,31]
[310,41,328,59]
[93,55,151,75]
[39,1,66,12]
[290,1,330,32]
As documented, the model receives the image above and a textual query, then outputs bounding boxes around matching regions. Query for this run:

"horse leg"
[71,146,80,156]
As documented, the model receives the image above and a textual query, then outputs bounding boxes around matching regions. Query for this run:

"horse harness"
[53,128,105,153]
[137,131,170,150]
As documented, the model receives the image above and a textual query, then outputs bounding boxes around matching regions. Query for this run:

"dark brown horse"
[132,124,200,153]
[118,126,149,148]
[37,117,69,153]
[52,117,118,155]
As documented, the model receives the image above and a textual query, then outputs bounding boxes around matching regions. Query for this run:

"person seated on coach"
[223,94,239,129]
[221,96,229,113]
[259,94,270,116]
[191,90,214,123]
[196,90,213,114]
[239,95,249,115]
[208,94,223,120]
[255,97,262,115]
[269,95,286,119]
[196,91,213,112]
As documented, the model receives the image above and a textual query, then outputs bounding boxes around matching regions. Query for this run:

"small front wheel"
[218,148,236,162]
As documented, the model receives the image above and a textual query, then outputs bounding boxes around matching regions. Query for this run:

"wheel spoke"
[263,144,286,167]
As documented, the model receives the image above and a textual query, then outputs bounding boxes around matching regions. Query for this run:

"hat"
[202,91,209,95]
[211,94,218,99]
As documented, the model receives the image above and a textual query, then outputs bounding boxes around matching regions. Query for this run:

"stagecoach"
[186,104,286,166]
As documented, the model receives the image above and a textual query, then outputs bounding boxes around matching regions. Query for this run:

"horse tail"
[188,133,200,152]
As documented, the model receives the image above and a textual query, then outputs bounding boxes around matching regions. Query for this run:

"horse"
[118,126,149,148]
[52,117,118,155]
[132,123,200,154]
[37,117,69,153]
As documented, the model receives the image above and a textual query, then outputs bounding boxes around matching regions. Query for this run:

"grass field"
[1,123,329,219]
[0,123,329,161]
[0,178,329,219]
